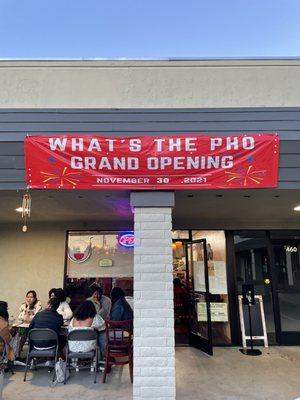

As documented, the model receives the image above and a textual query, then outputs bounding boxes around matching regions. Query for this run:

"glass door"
[187,239,213,355]
[271,231,300,344]
[234,231,277,344]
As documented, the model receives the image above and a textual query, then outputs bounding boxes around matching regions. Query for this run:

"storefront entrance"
[173,230,231,355]
[63,228,300,351]
[174,229,300,350]
[234,230,300,345]
[173,237,213,355]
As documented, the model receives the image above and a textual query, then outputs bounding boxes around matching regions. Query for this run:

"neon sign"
[118,232,135,248]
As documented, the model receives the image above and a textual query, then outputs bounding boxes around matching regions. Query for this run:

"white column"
[132,196,175,400]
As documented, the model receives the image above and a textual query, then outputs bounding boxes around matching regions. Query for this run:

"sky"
[0,0,299,59]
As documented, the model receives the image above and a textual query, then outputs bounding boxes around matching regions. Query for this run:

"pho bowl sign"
[68,237,93,263]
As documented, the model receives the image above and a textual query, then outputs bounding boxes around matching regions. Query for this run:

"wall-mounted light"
[17,193,31,232]
[294,206,300,211]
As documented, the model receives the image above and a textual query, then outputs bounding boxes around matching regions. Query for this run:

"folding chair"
[102,320,133,384]
[65,329,98,384]
[23,328,59,382]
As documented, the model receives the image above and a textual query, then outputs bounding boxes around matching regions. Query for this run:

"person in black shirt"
[66,278,90,311]
[29,298,64,351]
[110,287,133,321]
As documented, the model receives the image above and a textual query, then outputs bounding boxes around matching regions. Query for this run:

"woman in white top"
[49,288,73,321]
[68,300,105,353]
[17,290,42,356]
[18,290,42,322]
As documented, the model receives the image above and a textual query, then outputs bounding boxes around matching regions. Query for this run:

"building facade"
[1,59,300,399]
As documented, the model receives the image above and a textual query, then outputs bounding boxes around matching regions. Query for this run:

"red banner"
[24,134,279,190]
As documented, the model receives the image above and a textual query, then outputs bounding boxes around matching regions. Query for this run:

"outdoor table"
[12,321,69,331]
[12,322,29,329]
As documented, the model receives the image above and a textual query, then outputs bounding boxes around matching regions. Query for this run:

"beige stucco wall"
[0,223,66,318]
[0,59,300,108]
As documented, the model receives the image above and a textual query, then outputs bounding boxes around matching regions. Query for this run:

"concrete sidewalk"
[176,346,300,400]
[2,364,133,400]
[2,347,300,400]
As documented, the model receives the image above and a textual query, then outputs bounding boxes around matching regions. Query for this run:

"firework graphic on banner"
[40,166,81,188]
[225,165,266,186]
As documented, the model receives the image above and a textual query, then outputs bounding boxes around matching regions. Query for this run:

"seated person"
[29,298,63,350]
[0,302,14,362]
[68,300,105,353]
[66,279,89,311]
[110,287,133,321]
[82,285,111,358]
[87,286,111,321]
[17,290,42,357]
[18,290,42,323]
[86,288,109,358]
[124,289,134,310]
[49,288,73,321]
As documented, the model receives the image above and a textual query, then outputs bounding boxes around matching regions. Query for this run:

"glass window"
[173,240,186,282]
[172,231,189,288]
[65,231,134,312]
[66,231,133,278]
[270,231,300,290]
[234,231,269,285]
[172,230,190,240]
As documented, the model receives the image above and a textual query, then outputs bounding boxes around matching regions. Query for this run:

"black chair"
[23,329,59,382]
[65,329,98,384]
